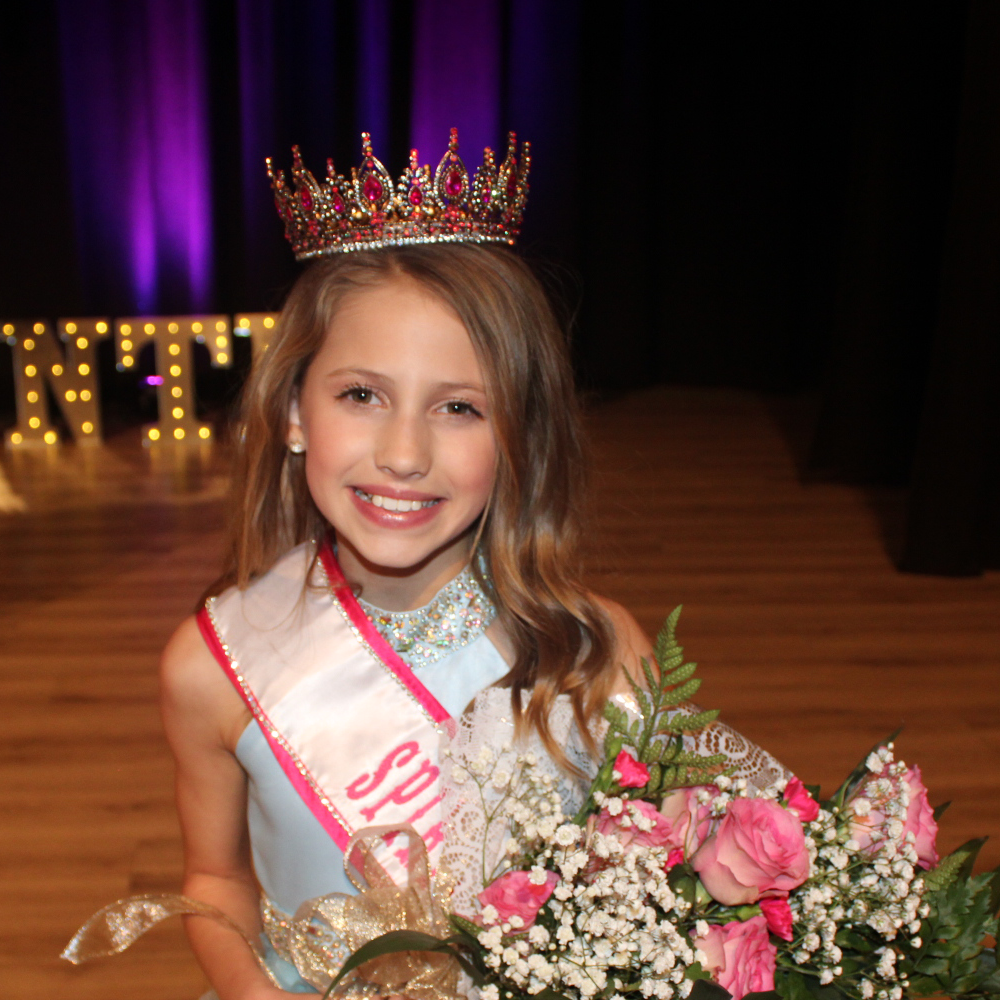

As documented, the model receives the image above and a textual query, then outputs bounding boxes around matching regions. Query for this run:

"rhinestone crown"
[267,128,530,260]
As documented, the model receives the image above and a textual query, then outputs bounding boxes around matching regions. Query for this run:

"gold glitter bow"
[62,825,461,999]
[281,824,462,998]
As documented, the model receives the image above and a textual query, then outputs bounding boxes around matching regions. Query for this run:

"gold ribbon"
[62,825,461,999]
[60,891,282,987]
[273,824,461,998]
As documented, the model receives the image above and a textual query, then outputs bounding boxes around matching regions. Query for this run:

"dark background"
[1,1,997,575]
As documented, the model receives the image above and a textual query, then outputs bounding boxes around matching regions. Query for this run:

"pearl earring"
[288,439,305,454]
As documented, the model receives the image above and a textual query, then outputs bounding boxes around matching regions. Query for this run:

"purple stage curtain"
[59,0,213,313]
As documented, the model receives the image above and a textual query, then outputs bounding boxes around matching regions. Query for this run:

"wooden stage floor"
[2,386,998,998]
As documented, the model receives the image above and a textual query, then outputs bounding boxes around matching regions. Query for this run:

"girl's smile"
[289,275,496,609]
[350,484,443,525]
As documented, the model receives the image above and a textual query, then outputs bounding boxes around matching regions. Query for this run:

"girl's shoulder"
[160,615,250,755]
[591,594,656,695]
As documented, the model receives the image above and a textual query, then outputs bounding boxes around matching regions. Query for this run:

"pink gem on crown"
[267,129,531,260]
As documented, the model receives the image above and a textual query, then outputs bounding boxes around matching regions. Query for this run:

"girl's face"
[290,276,496,601]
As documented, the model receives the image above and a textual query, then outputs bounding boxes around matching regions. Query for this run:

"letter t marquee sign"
[115,315,232,443]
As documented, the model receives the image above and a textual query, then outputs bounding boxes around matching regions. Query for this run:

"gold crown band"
[268,128,530,260]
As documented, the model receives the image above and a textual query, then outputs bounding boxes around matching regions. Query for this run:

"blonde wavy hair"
[209,243,616,763]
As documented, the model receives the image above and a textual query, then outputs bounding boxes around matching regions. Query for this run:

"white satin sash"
[198,540,453,877]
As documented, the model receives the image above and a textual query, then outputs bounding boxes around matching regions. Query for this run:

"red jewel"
[409,185,424,206]
[482,190,492,205]
[363,175,384,202]
[332,191,345,213]
[445,167,464,197]
[300,187,313,211]
[505,170,517,199]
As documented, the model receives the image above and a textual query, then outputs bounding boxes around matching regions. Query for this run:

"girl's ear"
[287,397,307,452]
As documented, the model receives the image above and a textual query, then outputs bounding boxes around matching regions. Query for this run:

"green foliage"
[922,838,987,893]
[773,968,847,1000]
[933,800,952,822]
[688,979,732,1000]
[321,927,485,998]
[899,871,1000,999]
[773,969,816,1000]
[667,862,698,905]
[596,608,730,809]
[989,862,1000,918]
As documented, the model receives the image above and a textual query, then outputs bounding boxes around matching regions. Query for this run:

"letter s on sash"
[346,742,419,799]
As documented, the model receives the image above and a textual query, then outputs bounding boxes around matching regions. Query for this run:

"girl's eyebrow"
[437,380,487,394]
[324,367,485,394]
[323,367,388,382]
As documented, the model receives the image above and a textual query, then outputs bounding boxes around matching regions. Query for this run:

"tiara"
[267,129,531,260]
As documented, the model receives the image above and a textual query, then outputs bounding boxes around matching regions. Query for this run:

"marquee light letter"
[3,318,110,447]
[233,312,280,363]
[115,315,233,444]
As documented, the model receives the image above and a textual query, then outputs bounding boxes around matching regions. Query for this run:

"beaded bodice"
[357,562,497,669]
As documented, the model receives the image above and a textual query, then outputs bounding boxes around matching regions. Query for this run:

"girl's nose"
[374,412,431,479]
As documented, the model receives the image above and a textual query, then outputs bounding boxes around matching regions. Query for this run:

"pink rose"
[659,785,718,856]
[591,799,675,851]
[783,777,820,823]
[692,798,810,905]
[477,869,559,928]
[693,915,777,1000]
[901,767,940,868]
[614,750,650,789]
[849,765,939,869]
[758,896,794,941]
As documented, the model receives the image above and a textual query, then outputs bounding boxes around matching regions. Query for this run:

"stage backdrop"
[0,1,996,575]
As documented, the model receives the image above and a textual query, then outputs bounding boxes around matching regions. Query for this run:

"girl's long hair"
[209,243,616,765]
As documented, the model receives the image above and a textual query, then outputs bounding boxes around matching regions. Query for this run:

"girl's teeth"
[356,489,436,512]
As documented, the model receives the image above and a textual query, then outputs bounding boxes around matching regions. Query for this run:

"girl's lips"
[352,484,442,503]
[349,487,444,529]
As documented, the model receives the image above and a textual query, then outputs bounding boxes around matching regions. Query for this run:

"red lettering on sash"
[361,758,440,822]
[346,742,419,799]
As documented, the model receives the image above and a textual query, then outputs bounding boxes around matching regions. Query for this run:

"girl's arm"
[161,616,296,1000]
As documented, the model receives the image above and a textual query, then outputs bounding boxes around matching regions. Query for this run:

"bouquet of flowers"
[328,611,1000,1000]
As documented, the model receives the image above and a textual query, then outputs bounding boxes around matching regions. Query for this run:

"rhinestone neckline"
[357,563,496,669]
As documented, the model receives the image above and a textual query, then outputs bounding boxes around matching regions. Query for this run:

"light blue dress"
[233,625,509,992]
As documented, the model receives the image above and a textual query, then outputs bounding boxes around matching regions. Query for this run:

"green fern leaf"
[640,656,658,692]
[669,708,720,732]
[664,677,701,705]
[662,661,698,687]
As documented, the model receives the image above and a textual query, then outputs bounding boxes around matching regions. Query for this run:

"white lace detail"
[612,692,792,792]
[440,688,592,919]
[439,688,791,918]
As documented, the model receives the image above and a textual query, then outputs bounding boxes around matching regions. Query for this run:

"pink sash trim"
[318,539,452,727]
[195,607,352,851]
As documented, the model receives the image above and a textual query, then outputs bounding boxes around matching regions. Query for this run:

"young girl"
[132,137,788,999]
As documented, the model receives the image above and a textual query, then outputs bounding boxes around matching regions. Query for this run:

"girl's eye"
[339,385,377,404]
[442,400,483,418]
